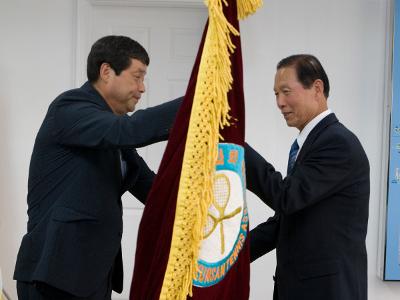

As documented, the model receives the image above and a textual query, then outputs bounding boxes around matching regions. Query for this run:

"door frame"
[74,0,204,86]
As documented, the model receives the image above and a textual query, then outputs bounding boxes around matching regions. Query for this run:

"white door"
[76,1,207,299]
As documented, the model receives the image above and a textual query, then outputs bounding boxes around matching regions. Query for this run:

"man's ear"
[99,63,113,83]
[313,79,324,97]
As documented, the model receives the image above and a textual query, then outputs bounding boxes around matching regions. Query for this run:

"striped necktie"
[287,139,299,174]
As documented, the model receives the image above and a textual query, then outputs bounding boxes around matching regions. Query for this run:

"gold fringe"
[159,0,238,299]
[237,0,263,20]
[159,0,262,299]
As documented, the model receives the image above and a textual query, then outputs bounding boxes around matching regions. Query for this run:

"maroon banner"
[130,1,249,299]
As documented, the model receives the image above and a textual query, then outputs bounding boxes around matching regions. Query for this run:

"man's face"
[107,58,147,115]
[273,67,319,131]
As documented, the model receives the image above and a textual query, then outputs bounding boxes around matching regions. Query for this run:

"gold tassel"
[237,0,263,20]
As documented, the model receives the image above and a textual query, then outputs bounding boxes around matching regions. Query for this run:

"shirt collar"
[296,109,332,150]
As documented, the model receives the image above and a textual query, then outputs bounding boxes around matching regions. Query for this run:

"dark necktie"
[287,139,299,174]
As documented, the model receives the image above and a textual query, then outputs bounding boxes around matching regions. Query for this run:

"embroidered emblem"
[193,143,248,287]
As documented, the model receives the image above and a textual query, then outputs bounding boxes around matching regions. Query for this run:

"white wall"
[242,0,400,299]
[0,1,76,299]
[1,0,399,299]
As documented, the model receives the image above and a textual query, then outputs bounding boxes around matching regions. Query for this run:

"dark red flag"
[130,1,262,299]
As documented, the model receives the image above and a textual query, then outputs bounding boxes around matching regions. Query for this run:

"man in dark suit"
[14,35,182,299]
[246,54,369,300]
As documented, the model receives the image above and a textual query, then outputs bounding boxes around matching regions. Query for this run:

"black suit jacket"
[14,82,182,297]
[246,113,369,300]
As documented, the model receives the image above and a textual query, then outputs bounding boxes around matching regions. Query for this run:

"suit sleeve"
[53,96,183,149]
[245,134,361,215]
[250,214,280,262]
[125,150,156,204]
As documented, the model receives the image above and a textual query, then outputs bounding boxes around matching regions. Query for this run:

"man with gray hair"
[246,54,369,300]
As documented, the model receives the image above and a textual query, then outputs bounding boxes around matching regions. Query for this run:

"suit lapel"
[113,149,124,189]
[296,113,339,162]
[120,149,140,192]
[81,82,141,193]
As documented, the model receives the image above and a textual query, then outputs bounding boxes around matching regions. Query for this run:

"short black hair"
[87,35,150,83]
[277,54,330,98]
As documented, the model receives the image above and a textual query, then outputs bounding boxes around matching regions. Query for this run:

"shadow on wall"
[1,290,12,300]
[0,64,22,300]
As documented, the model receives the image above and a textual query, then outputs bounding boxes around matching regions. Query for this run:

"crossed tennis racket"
[204,173,242,254]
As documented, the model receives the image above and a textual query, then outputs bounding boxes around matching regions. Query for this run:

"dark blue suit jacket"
[14,82,182,297]
[246,113,369,300]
